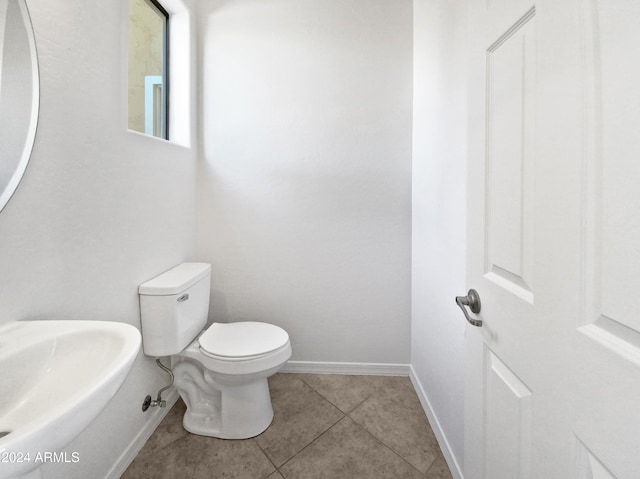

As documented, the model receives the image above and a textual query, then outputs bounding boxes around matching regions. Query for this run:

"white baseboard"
[281,360,410,376]
[104,389,179,479]
[409,365,464,479]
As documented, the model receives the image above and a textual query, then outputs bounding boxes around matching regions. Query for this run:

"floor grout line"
[257,374,348,474]
[296,374,358,414]
[276,412,346,472]
[295,373,377,415]
[251,436,280,478]
[345,393,373,414]
[346,414,432,477]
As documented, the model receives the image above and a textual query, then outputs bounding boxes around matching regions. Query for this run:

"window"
[128,0,169,139]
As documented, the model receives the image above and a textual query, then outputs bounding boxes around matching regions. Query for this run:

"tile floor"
[122,373,453,479]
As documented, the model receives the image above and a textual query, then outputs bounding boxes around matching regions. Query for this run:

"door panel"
[484,348,532,479]
[583,0,640,334]
[485,7,536,302]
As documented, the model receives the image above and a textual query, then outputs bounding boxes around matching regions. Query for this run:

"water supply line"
[141,358,174,412]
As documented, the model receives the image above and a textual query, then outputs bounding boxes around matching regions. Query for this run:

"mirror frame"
[0,0,39,212]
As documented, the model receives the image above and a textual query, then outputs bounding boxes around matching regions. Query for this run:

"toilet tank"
[139,263,211,357]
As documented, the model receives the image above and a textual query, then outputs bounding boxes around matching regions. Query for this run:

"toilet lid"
[199,322,289,358]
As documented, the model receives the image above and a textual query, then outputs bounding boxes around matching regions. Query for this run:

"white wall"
[0,0,198,477]
[197,0,413,365]
[411,0,468,475]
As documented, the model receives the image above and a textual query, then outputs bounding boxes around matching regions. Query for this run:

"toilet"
[138,262,291,439]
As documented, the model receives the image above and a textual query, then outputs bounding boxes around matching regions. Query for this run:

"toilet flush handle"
[177,294,189,302]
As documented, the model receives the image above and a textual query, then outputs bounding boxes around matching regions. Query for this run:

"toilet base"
[172,359,278,439]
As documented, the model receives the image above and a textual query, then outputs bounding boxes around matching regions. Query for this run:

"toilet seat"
[199,322,289,360]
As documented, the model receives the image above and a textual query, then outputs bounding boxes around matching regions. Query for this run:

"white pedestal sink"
[0,320,141,479]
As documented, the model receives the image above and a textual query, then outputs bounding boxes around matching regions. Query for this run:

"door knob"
[455,289,483,327]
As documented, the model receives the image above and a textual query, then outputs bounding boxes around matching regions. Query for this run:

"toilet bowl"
[172,322,291,439]
[139,263,291,439]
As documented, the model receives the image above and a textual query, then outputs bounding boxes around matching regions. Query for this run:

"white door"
[464,0,640,477]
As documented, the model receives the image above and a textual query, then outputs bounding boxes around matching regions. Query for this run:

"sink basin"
[0,320,140,479]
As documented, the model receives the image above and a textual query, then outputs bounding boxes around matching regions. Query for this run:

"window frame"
[146,0,170,140]
[129,0,170,140]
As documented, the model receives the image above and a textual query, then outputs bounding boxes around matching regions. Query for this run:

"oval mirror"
[0,0,38,212]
